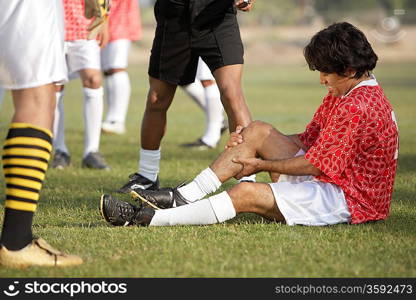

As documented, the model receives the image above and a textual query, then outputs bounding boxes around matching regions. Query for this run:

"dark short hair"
[304,22,378,78]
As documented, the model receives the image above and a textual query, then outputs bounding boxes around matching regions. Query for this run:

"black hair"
[304,22,378,78]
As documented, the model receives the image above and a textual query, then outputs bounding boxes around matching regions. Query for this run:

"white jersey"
[0,0,67,89]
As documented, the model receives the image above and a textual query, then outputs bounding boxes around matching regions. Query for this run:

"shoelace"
[118,203,136,221]
[128,173,141,181]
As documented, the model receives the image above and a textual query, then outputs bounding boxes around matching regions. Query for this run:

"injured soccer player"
[99,22,399,228]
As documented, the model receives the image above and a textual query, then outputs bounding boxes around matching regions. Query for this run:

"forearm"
[259,155,322,176]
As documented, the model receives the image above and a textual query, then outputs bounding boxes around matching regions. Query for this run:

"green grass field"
[0,59,415,278]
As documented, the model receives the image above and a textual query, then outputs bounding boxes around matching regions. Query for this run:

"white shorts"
[0,0,67,89]
[101,39,131,71]
[65,40,101,79]
[269,150,351,226]
[196,58,214,81]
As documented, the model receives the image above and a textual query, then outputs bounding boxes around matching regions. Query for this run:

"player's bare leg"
[211,121,300,182]
[213,64,251,131]
[141,77,177,150]
[102,68,130,134]
[228,182,285,221]
[1,85,83,268]
[78,68,109,169]
[12,84,56,129]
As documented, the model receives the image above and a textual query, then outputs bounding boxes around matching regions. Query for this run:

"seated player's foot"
[0,238,83,268]
[117,173,159,193]
[100,194,139,226]
[180,138,215,150]
[130,185,188,209]
[101,121,126,135]
[51,150,71,169]
[82,152,110,170]
[100,194,155,227]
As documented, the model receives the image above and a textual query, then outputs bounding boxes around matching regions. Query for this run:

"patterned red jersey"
[63,0,91,41]
[299,81,399,224]
[108,0,142,42]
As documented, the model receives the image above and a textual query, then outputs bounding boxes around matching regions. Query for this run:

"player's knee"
[244,121,274,140]
[146,91,171,111]
[200,80,215,87]
[229,182,260,211]
[82,74,102,89]
[55,85,64,92]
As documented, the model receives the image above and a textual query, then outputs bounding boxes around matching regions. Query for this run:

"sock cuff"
[108,70,128,78]
[139,148,161,182]
[208,191,236,223]
[84,86,104,97]
[140,148,161,157]
[204,167,222,188]
[238,174,256,183]
[9,123,52,139]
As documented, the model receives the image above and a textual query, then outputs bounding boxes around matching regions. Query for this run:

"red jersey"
[63,0,91,41]
[108,0,142,42]
[299,81,399,224]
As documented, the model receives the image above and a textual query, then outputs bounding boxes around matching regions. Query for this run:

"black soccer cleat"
[100,194,155,227]
[100,194,139,226]
[117,173,159,193]
[51,150,71,169]
[132,205,156,227]
[130,186,188,209]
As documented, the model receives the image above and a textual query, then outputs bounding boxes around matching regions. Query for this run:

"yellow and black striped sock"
[0,123,52,250]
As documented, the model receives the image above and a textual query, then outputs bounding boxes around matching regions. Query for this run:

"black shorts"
[148,0,244,86]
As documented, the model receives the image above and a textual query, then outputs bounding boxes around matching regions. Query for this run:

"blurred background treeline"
[132,0,416,66]
[139,0,416,26]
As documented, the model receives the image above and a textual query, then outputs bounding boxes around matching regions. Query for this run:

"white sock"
[139,148,160,182]
[149,191,236,226]
[177,167,221,203]
[53,91,69,154]
[201,84,224,147]
[83,87,104,157]
[104,71,131,124]
[182,80,206,109]
[239,174,257,183]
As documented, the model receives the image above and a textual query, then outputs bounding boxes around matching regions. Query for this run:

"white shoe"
[101,121,125,135]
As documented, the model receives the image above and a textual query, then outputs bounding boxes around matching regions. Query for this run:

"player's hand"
[235,0,255,12]
[232,157,262,179]
[96,21,109,48]
[225,125,244,150]
[85,0,111,39]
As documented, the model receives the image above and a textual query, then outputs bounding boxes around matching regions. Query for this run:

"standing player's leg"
[117,77,177,193]
[1,85,83,267]
[118,0,197,192]
[181,58,225,149]
[101,39,132,135]
[213,64,251,131]
[78,67,108,170]
[182,79,206,111]
[52,85,71,169]
[0,0,82,268]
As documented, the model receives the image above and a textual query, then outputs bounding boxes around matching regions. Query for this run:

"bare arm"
[232,155,322,179]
